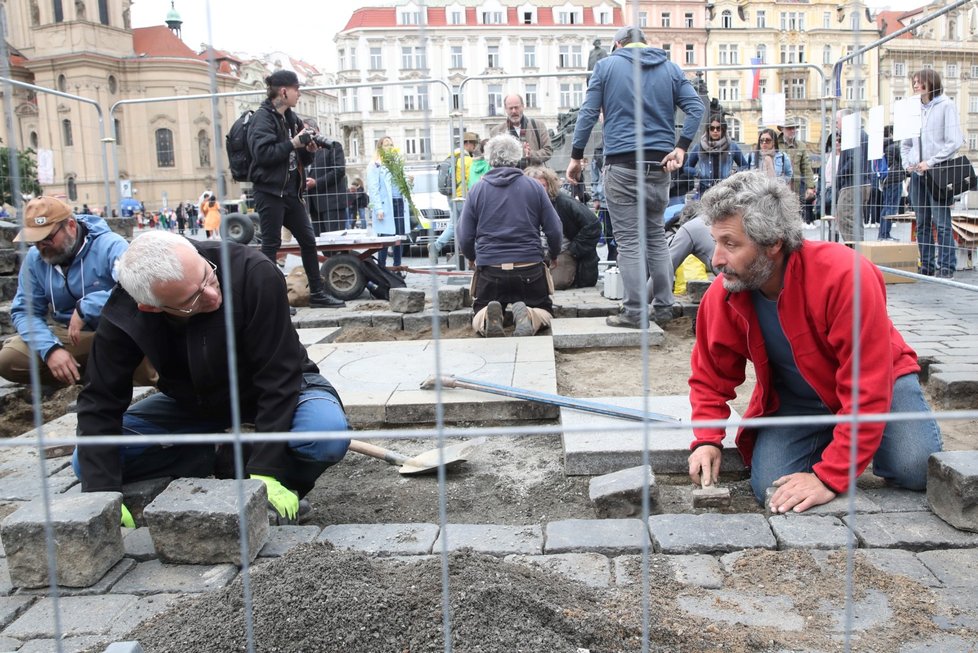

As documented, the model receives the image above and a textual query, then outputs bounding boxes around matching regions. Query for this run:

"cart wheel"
[320,253,367,300]
[222,213,256,244]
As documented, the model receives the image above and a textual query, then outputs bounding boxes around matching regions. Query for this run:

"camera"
[298,131,332,148]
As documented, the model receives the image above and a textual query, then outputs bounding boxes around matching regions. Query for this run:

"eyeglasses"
[36,222,65,245]
[162,259,218,315]
[759,137,774,143]
[709,125,723,131]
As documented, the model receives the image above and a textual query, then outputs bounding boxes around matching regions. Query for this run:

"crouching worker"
[687,171,941,514]
[73,231,349,525]
[458,134,563,337]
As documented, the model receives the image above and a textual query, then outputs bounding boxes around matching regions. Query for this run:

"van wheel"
[222,213,256,244]
[320,254,367,300]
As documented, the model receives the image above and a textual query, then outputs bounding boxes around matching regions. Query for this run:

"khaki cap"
[14,197,73,243]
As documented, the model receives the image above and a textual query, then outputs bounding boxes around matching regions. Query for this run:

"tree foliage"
[0,138,43,207]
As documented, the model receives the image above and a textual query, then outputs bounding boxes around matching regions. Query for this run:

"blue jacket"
[571,46,703,160]
[458,167,562,266]
[746,150,794,186]
[11,215,128,361]
[685,142,748,194]
[366,161,398,235]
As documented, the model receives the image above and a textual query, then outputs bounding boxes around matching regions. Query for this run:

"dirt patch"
[0,385,80,439]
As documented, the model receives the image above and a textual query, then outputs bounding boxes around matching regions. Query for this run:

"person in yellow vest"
[430,132,479,259]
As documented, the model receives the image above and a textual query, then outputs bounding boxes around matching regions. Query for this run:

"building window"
[824,45,833,65]
[98,0,108,24]
[452,91,463,110]
[823,12,832,29]
[403,128,431,159]
[370,47,383,70]
[685,44,695,65]
[488,84,502,116]
[893,61,905,77]
[947,63,959,79]
[30,131,38,149]
[114,118,121,146]
[449,46,463,69]
[482,11,503,24]
[661,12,671,28]
[845,45,865,66]
[67,176,77,201]
[449,10,464,25]
[781,12,804,31]
[685,12,694,28]
[639,11,647,28]
[559,83,583,108]
[845,79,866,101]
[969,132,978,150]
[727,118,741,142]
[155,128,174,167]
[969,95,978,113]
[719,44,738,65]
[558,45,582,69]
[780,45,805,64]
[401,46,426,70]
[758,78,768,96]
[487,45,500,68]
[58,74,67,92]
[522,11,534,25]
[107,74,117,94]
[783,77,807,100]
[416,85,429,110]
[197,130,210,167]
[525,83,538,109]
[399,10,421,25]
[718,80,740,101]
[971,65,978,78]
[372,87,384,111]
[662,44,671,60]
[597,10,611,24]
[756,44,767,64]
[721,10,732,28]
[756,10,766,29]
[53,0,64,23]
[62,119,73,146]
[402,87,427,112]
[523,44,536,68]
[348,48,357,70]
[403,91,416,111]
[557,10,579,25]
[850,12,859,30]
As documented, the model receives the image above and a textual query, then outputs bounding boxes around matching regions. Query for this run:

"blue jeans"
[377,198,405,268]
[603,164,674,318]
[72,382,349,497]
[879,184,901,239]
[434,198,463,253]
[909,173,956,275]
[749,374,942,501]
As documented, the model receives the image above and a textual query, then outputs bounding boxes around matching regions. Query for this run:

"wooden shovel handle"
[348,439,409,466]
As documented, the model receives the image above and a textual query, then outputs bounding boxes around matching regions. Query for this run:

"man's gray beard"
[40,234,77,266]
[720,253,775,293]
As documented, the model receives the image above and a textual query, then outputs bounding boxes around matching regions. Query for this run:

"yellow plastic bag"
[673,255,708,295]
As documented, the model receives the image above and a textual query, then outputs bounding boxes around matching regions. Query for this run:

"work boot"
[652,304,681,326]
[511,301,535,337]
[485,301,505,337]
[606,310,642,329]
[309,290,346,308]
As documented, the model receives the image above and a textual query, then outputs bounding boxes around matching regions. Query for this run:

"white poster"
[36,149,54,185]
[760,93,786,127]
[892,96,922,141]
[119,180,132,198]
[840,112,861,152]
[867,105,885,161]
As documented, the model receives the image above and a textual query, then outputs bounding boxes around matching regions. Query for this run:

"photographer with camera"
[303,118,348,235]
[248,70,344,308]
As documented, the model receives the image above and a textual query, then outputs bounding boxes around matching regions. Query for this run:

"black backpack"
[226,109,254,182]
[436,156,455,197]
[360,257,407,300]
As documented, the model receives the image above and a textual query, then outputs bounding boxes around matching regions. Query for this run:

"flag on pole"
[751,57,762,100]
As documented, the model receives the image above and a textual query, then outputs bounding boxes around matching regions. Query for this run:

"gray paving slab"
[447,309,472,330]
[819,588,893,632]
[768,515,852,549]
[122,527,156,561]
[109,560,238,595]
[402,310,448,332]
[764,487,880,516]
[104,643,148,653]
[927,372,978,409]
[611,553,672,586]
[549,317,665,349]
[562,395,743,476]
[811,549,941,588]
[18,558,136,597]
[916,549,978,587]
[295,326,341,345]
[900,634,978,652]
[434,524,543,555]
[107,594,183,638]
[861,487,930,513]
[259,525,322,558]
[15,636,109,653]
[677,590,806,630]
[371,311,404,330]
[544,519,649,556]
[3,594,138,638]
[0,559,12,596]
[0,595,34,630]
[649,514,777,554]
[927,451,978,533]
[667,554,725,588]
[504,553,611,587]
[310,338,558,426]
[929,586,978,631]
[844,511,978,550]
[318,523,438,556]
[588,465,659,518]
[0,635,23,651]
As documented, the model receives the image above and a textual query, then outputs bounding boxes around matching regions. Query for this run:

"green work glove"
[250,475,298,521]
[121,503,135,529]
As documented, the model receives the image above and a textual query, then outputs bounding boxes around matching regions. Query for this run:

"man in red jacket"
[687,171,941,513]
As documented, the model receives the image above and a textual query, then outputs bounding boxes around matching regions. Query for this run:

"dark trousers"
[472,263,553,315]
[377,198,406,268]
[254,190,323,294]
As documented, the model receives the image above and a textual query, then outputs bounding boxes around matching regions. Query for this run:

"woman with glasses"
[684,114,747,197]
[747,128,793,186]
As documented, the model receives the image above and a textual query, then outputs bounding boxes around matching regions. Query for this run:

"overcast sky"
[130,0,933,73]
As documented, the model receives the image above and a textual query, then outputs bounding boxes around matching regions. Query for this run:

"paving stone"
[0,456,77,501]
[0,635,23,651]
[926,451,978,532]
[553,305,578,318]
[143,478,268,565]
[434,524,542,555]
[900,634,978,652]
[649,514,776,554]
[447,309,472,330]
[109,560,238,595]
[611,554,673,586]
[819,588,892,632]
[104,643,147,653]
[436,286,464,312]
[318,523,438,556]
[812,549,941,588]
[545,519,649,556]
[18,558,135,597]
[844,511,978,550]
[16,636,109,652]
[121,478,172,526]
[677,590,806,630]
[686,280,712,303]
[575,305,618,318]
[389,288,425,313]
[927,371,978,409]
[667,554,724,588]
[549,317,664,349]
[370,311,403,330]
[122,527,157,561]
[0,595,34,629]
[562,395,744,476]
[1,492,124,588]
[929,586,978,631]
[402,310,448,332]
[0,559,12,596]
[861,487,930,513]
[916,549,978,587]
[291,312,339,328]
[259,525,322,558]
[107,594,182,637]
[4,594,138,638]
[764,487,880,516]
[588,465,659,518]
[337,313,373,328]
[295,327,341,345]
[504,553,611,587]
[768,515,852,549]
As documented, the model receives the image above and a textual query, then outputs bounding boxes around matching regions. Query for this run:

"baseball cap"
[612,26,646,49]
[266,69,300,88]
[14,197,73,243]
[463,131,479,143]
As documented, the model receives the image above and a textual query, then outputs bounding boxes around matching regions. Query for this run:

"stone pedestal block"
[143,478,268,565]
[686,280,712,303]
[122,477,172,526]
[0,492,124,588]
[448,309,473,330]
[437,286,465,312]
[389,288,425,314]
[928,451,978,532]
[588,465,660,517]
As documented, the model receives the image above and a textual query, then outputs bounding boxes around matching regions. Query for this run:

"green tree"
[0,138,43,207]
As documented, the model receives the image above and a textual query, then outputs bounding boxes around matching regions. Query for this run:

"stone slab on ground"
[562,395,743,476]
[768,515,851,549]
[612,554,688,587]
[764,487,880,516]
[862,487,930,513]
[815,549,941,588]
[926,451,978,532]
[677,590,806,630]
[437,286,465,312]
[122,528,157,561]
[402,310,448,332]
[549,317,665,349]
[370,311,404,330]
[318,523,438,556]
[927,371,978,409]
[16,636,109,652]
[0,595,34,630]
[916,549,978,587]
[615,554,725,589]
[4,594,138,639]
[434,524,543,555]
[295,327,341,346]
[259,525,322,558]
[389,288,425,314]
[544,519,649,556]
[447,309,472,330]
[649,514,777,554]
[588,465,659,518]
[18,558,136,598]
[504,553,611,587]
[900,634,978,652]
[310,338,559,426]
[844,511,978,550]
[110,560,238,596]
[819,588,893,632]
[106,594,183,639]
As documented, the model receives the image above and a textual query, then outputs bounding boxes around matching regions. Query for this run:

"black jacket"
[247,99,313,196]
[76,241,339,495]
[553,190,601,288]
[883,137,906,189]
[308,139,348,219]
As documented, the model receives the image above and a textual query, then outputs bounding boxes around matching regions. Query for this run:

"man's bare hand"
[305,177,316,190]
[769,472,836,514]
[663,147,686,172]
[688,445,721,487]
[46,348,80,385]
[804,188,816,200]
[68,310,85,346]
[566,159,584,183]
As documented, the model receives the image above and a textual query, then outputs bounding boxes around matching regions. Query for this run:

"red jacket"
[689,240,920,493]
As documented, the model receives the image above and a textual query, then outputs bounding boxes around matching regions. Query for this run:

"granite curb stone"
[318,523,438,556]
[844,511,978,550]
[926,451,978,532]
[588,465,659,518]
[504,553,611,587]
[109,560,238,595]
[768,515,852,549]
[649,514,777,554]
[260,525,322,558]
[434,524,543,555]
[544,519,649,556]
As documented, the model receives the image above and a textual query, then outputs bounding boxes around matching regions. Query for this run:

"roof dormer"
[397,1,427,27]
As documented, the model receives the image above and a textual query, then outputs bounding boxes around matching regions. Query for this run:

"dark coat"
[552,190,601,288]
[308,139,348,222]
[247,99,313,196]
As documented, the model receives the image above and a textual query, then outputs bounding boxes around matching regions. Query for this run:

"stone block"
[434,524,542,555]
[122,527,157,561]
[0,249,17,275]
[545,519,649,556]
[447,309,473,330]
[916,549,978,587]
[121,477,172,526]
[576,305,619,318]
[461,286,472,307]
[844,511,978,550]
[0,595,34,629]
[764,486,880,516]
[0,277,17,302]
[389,288,425,313]
[437,286,464,311]
[686,280,712,303]
[402,310,448,332]
[861,487,930,513]
[107,594,182,637]
[370,312,403,330]
[142,478,268,565]
[4,594,138,638]
[927,451,978,532]
[104,643,146,653]
[678,590,805,630]
[337,313,373,328]
[553,305,578,318]
[768,515,851,549]
[19,558,135,597]
[1,492,124,588]
[109,560,238,595]
[845,549,941,587]
[928,372,978,410]
[318,523,438,556]
[611,553,674,586]
[587,465,660,518]
[649,514,777,554]
[259,525,322,557]
[819,588,892,632]
[504,553,611,587]
[549,317,664,349]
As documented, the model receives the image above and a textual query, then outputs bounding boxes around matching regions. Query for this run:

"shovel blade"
[397,437,486,475]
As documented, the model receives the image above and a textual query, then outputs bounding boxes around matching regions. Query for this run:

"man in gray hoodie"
[567,26,703,329]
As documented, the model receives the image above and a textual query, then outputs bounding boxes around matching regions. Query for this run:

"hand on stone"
[688,445,721,487]
[46,348,80,385]
[770,472,836,514]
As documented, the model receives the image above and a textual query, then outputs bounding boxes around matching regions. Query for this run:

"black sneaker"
[652,304,681,325]
[485,301,505,337]
[511,301,535,337]
[309,290,346,308]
